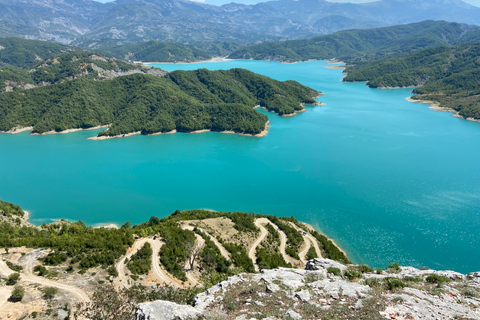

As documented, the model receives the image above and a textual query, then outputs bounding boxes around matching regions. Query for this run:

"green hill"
[344,43,480,120]
[0,37,84,68]
[91,40,213,63]
[0,53,319,137]
[228,21,480,62]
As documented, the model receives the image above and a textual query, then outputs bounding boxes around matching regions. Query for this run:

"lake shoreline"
[87,121,271,140]
[406,97,480,124]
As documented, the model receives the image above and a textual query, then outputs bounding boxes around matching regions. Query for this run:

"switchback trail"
[3,250,90,303]
[265,220,301,267]
[115,238,184,289]
[249,218,270,272]
[289,222,323,264]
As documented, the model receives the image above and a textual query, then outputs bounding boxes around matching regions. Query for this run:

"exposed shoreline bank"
[87,121,271,140]
[143,56,232,65]
[406,97,480,124]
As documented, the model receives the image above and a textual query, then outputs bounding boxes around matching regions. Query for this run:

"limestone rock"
[285,309,302,319]
[305,258,347,272]
[136,300,201,320]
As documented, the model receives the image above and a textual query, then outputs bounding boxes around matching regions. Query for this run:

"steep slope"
[344,42,480,120]
[1,0,480,44]
[228,20,480,61]
[137,258,480,320]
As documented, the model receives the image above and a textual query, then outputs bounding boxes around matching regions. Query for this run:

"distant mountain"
[0,0,480,45]
[228,21,480,61]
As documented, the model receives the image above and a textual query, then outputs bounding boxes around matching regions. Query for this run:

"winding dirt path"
[184,233,204,287]
[198,228,230,260]
[0,259,13,278]
[265,221,300,267]
[249,218,270,271]
[288,222,322,264]
[115,238,184,289]
[22,276,90,303]
[147,239,184,288]
[2,251,90,303]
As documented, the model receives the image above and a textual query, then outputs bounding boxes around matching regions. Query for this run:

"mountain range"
[1,0,480,46]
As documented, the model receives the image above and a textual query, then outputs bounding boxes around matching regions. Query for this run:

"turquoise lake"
[1,60,479,273]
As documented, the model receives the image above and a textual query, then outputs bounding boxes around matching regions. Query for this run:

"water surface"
[1,60,479,273]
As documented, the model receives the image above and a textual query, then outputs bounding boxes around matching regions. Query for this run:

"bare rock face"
[136,300,201,320]
[136,259,480,320]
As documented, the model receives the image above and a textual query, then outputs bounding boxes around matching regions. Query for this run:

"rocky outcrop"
[136,259,480,320]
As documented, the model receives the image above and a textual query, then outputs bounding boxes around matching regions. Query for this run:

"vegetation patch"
[127,242,153,275]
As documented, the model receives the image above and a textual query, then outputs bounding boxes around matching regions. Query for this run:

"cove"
[1,60,480,273]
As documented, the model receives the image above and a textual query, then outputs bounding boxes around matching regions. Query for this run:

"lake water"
[1,60,479,273]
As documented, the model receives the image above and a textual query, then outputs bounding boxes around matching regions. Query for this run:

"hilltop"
[137,259,480,320]
[0,200,347,319]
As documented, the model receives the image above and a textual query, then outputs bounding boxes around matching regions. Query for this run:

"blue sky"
[94,0,480,5]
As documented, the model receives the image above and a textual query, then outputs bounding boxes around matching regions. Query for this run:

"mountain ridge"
[1,0,479,46]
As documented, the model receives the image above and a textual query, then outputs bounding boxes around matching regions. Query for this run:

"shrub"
[425,274,450,284]
[376,268,383,274]
[306,247,317,260]
[356,264,373,274]
[6,272,20,285]
[365,278,381,288]
[327,267,341,276]
[403,276,422,283]
[42,287,58,299]
[386,262,401,273]
[343,270,362,280]
[384,277,406,290]
[9,285,25,302]
[6,261,23,272]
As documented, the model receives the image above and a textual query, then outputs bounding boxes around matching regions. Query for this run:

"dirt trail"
[114,238,149,289]
[22,276,90,303]
[249,218,270,271]
[0,259,14,278]
[3,250,90,303]
[115,238,184,289]
[288,222,322,264]
[198,227,230,260]
[182,224,231,260]
[265,221,300,267]
[184,233,204,287]
[0,287,12,311]
[147,239,184,288]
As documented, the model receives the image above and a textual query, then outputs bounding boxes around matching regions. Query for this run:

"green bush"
[343,270,362,280]
[364,278,381,288]
[6,261,23,272]
[9,285,25,302]
[327,267,341,276]
[6,272,20,285]
[386,262,401,273]
[127,243,153,275]
[425,274,450,284]
[384,277,406,290]
[306,246,318,260]
[42,287,58,299]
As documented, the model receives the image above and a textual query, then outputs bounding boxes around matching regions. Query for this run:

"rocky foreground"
[137,259,480,320]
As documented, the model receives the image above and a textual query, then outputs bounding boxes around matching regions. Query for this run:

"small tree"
[9,285,25,302]
[6,272,20,285]
[43,287,58,299]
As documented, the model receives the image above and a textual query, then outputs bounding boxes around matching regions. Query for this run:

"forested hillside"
[344,43,480,120]
[90,40,212,63]
[0,55,319,137]
[0,38,83,68]
[228,21,480,62]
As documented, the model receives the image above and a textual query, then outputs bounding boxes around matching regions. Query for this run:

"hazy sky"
[94,0,480,6]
